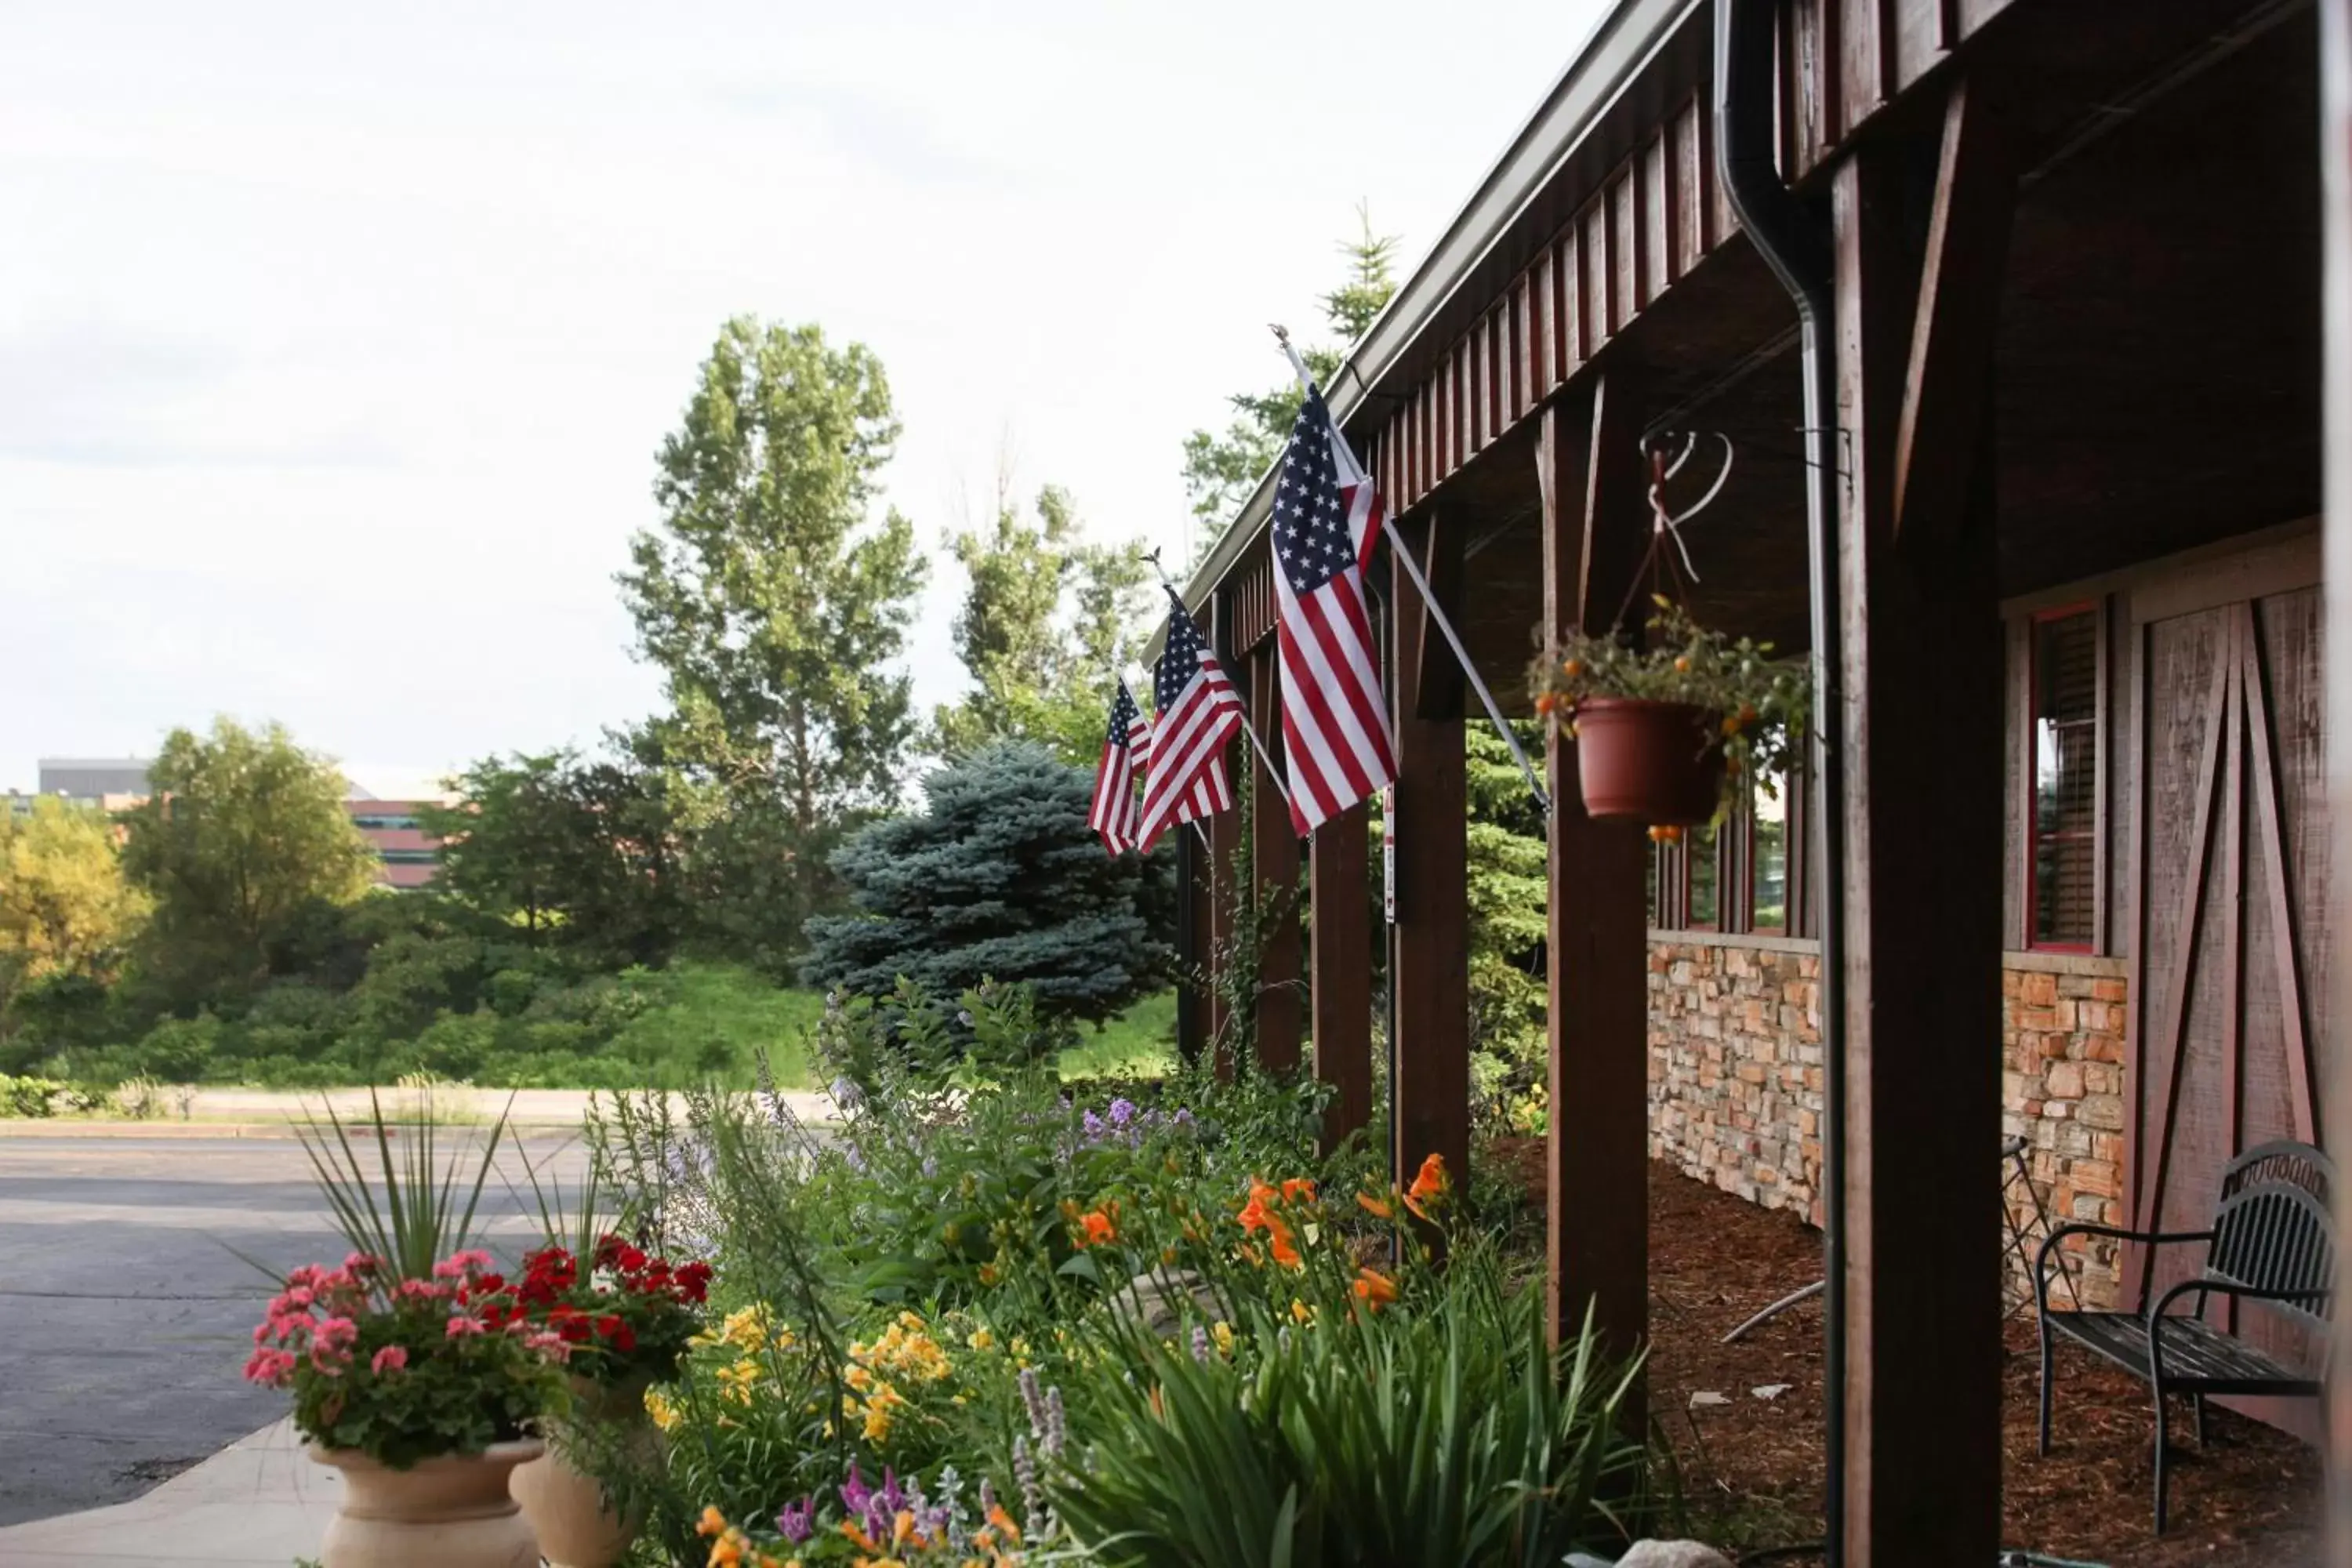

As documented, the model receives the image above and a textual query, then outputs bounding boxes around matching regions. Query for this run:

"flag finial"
[1269,322,1291,345]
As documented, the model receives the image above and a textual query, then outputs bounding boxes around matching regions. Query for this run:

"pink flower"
[522,1330,572,1362]
[394,1278,450,1303]
[370,1345,408,1375]
[307,1342,347,1377]
[284,1265,328,1291]
[343,1252,382,1276]
[242,1347,297,1386]
[314,1316,358,1353]
[445,1316,488,1339]
[432,1249,495,1281]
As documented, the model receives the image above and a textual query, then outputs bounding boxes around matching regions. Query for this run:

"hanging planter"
[1568,698,1724,823]
[1530,598,1807,827]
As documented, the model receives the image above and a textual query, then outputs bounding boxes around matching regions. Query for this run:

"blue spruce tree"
[800,743,1173,1034]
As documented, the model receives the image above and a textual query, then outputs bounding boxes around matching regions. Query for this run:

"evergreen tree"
[1181,209,1399,561]
[620,317,927,946]
[801,743,1172,1033]
[1464,725,1549,1125]
[935,481,1152,766]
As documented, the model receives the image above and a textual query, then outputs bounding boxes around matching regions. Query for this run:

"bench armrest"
[2034,1223,2213,1317]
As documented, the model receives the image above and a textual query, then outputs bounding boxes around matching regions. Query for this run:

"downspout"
[1714,4,1849,1565]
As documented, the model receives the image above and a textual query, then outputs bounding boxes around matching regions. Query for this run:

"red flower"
[674,1262,713,1304]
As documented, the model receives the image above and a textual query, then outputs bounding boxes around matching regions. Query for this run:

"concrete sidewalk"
[0,1421,336,1566]
[0,1085,841,1138]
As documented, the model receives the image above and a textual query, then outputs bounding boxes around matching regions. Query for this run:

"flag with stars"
[1134,701,1232,828]
[1136,586,1243,853]
[1271,385,1395,833]
[1087,681,1145,855]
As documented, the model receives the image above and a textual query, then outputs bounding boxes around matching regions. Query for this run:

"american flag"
[1136,586,1243,853]
[1135,704,1232,826]
[1271,383,1396,833]
[1087,681,1144,855]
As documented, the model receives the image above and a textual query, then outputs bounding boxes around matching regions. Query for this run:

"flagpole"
[1274,329,1551,816]
[1142,551,1299,823]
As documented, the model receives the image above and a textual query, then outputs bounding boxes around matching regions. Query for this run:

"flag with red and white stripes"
[1136,587,1244,853]
[1270,383,1396,833]
[1087,681,1145,855]
[1134,702,1232,827]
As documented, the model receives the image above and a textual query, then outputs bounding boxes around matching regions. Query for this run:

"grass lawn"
[613,971,1175,1089]
[1057,990,1177,1080]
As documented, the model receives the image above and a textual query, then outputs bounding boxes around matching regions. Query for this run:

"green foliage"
[1182,209,1399,561]
[802,744,1173,1030]
[1465,726,1549,1130]
[0,1073,64,1117]
[620,316,927,946]
[935,482,1153,767]
[423,749,697,970]
[0,796,148,1040]
[294,1088,510,1282]
[118,718,377,1003]
[1051,1262,1646,1568]
[1531,598,1810,818]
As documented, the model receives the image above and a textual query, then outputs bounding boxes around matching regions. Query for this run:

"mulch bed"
[1491,1143,2324,1566]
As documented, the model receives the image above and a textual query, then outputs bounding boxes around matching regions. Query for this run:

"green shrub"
[0,1074,64,1117]
[1053,1260,1647,1567]
[125,1012,222,1083]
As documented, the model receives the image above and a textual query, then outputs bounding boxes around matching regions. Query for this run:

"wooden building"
[1166,2,2332,1562]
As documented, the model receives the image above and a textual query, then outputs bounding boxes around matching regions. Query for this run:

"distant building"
[345,800,447,890]
[37,757,151,800]
[18,753,447,888]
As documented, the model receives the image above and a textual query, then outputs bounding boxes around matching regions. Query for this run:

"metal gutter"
[1165,0,1707,629]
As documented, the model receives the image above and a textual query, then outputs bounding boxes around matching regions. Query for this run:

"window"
[2030,607,2100,949]
[1651,765,1805,937]
[380,849,439,866]
[350,814,422,831]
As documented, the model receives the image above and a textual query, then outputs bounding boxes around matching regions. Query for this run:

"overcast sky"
[2,1,1611,797]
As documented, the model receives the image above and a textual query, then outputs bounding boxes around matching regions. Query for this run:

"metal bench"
[2033,1138,2333,1533]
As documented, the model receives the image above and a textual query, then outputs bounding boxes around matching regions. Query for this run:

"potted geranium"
[245,1248,568,1568]
[1530,598,1807,827]
[500,1235,712,1568]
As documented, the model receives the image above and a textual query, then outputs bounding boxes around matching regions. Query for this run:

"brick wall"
[1645,933,2129,1310]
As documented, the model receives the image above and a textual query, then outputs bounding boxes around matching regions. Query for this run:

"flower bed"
[564,981,1656,1566]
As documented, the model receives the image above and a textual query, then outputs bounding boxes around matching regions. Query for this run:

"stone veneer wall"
[1645,933,2129,1310]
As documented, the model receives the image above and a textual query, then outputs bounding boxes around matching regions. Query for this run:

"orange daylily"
[1357,1190,1395,1220]
[1353,1266,1399,1310]
[1403,1152,1450,1218]
[1074,1206,1119,1248]
[1280,1176,1317,1206]
[1267,1224,1303,1269]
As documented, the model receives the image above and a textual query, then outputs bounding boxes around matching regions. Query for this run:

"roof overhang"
[1162,0,1706,648]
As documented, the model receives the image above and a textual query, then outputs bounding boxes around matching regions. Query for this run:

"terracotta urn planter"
[309,1439,543,1568]
[510,1377,658,1568]
[1571,698,1722,824]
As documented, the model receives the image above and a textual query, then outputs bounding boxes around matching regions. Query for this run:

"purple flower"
[877,1466,909,1516]
[840,1460,872,1519]
[776,1497,815,1543]
[1107,1097,1137,1127]
[1080,1110,1106,1140]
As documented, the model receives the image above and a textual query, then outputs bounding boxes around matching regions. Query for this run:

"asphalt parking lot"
[0,1131,583,1526]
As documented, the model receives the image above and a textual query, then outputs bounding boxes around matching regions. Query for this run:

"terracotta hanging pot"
[511,1378,659,1568]
[1571,699,1722,824]
[310,1440,543,1568]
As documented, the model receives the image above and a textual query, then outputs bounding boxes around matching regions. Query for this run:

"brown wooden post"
[1174,826,1207,1064]
[1390,512,1471,1232]
[1310,800,1374,1150]
[2318,2,2352,1548]
[1831,85,2009,1567]
[1250,648,1302,1075]
[1541,370,1653,1371]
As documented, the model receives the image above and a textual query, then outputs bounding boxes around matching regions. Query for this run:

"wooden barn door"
[2129,550,2331,1385]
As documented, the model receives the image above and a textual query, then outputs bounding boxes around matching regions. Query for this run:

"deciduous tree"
[620,317,927,942]
[118,718,377,999]
[934,481,1152,766]
[0,796,148,1033]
